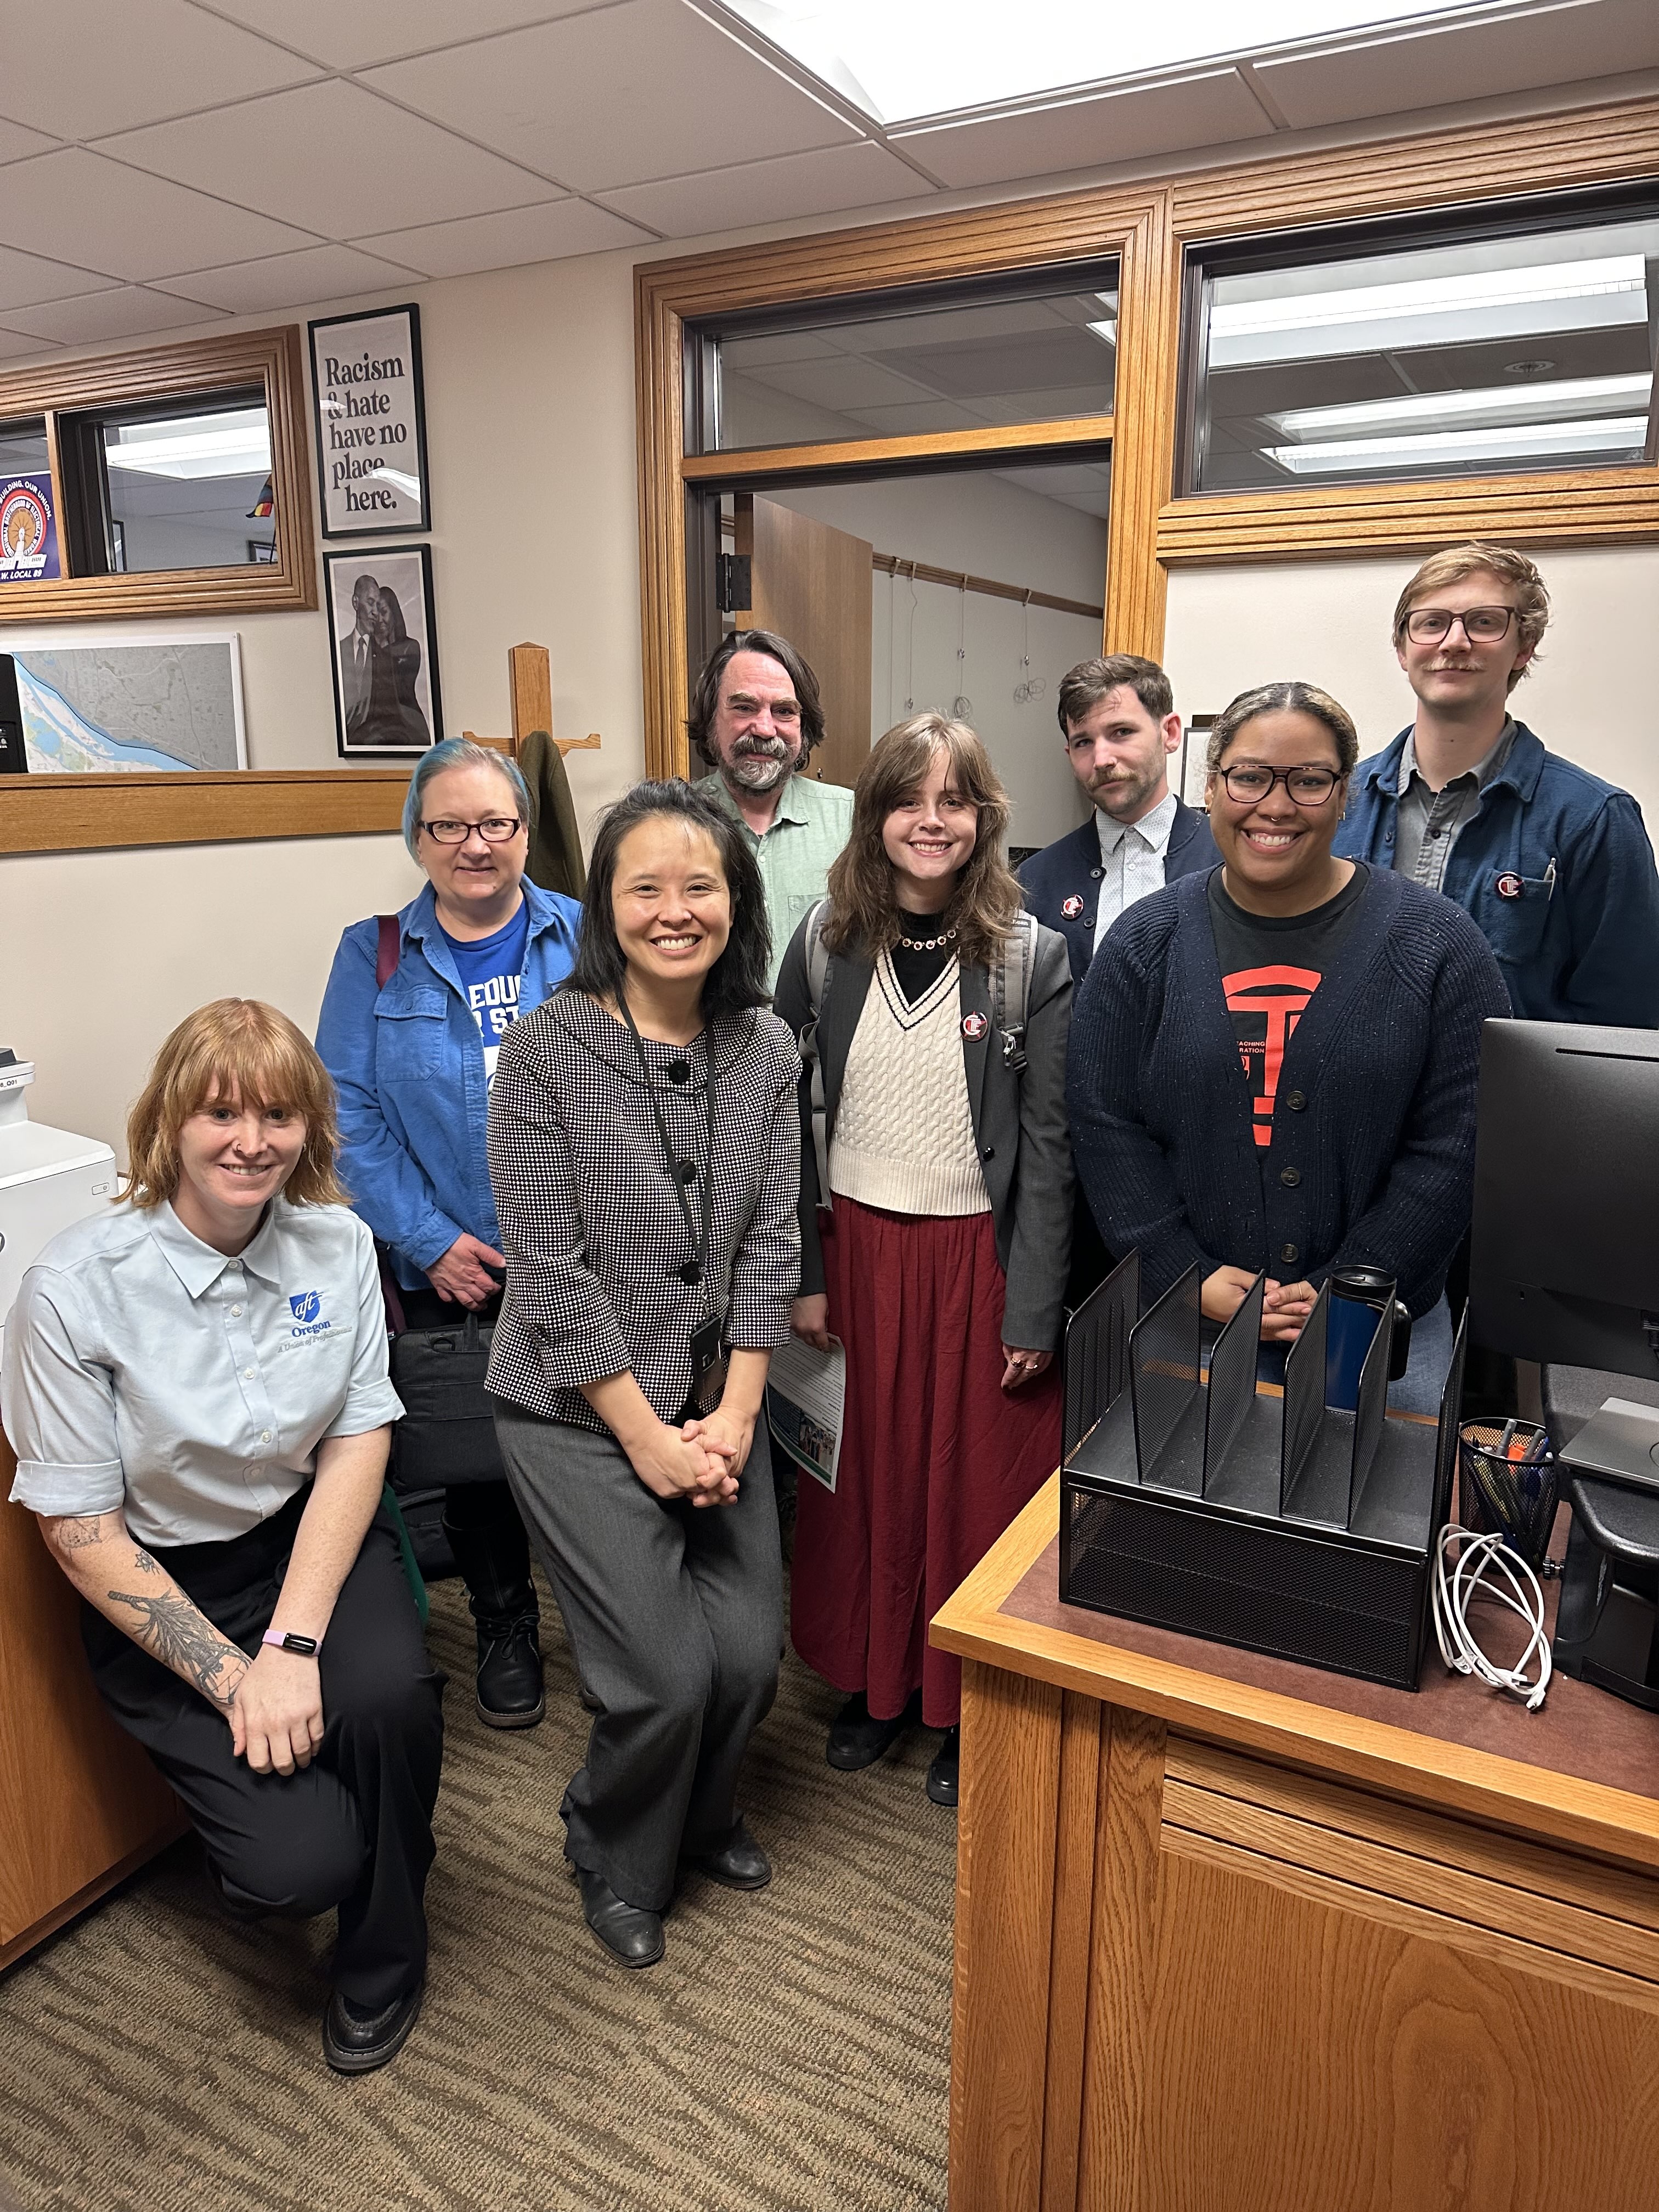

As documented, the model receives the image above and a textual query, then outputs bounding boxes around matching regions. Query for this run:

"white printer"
[0,1049,117,1341]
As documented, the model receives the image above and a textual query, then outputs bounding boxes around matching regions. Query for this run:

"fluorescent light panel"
[1212,256,1647,338]
[1271,373,1654,437]
[1264,415,1650,473]
[719,0,1492,124]
[104,410,270,482]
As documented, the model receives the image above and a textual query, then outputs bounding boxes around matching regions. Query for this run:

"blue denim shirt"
[315,878,583,1288]
[1333,721,1659,1028]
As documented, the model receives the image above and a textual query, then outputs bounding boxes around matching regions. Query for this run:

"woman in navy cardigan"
[1068,681,1509,1342]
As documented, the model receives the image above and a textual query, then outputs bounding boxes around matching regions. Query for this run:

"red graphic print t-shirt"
[1206,866,1368,1155]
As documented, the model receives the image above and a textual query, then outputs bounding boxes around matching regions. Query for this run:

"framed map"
[3,635,247,772]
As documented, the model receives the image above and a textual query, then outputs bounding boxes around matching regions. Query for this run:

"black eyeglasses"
[1215,764,1343,808]
[419,816,523,845]
[1402,605,1516,645]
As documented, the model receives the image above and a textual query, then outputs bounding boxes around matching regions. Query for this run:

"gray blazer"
[773,919,1074,1352]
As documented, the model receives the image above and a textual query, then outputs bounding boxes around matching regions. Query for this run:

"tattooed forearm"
[49,1514,115,1551]
[104,1589,249,1711]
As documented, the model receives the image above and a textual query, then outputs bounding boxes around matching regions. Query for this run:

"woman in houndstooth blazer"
[486,779,801,1972]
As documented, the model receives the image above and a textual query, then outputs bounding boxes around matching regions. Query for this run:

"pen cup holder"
[1457,1422,1558,1572]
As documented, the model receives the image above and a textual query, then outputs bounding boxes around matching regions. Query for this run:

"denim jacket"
[1333,721,1659,1028]
[315,879,583,1288]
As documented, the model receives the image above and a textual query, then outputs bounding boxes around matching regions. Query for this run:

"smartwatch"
[261,1629,320,1657]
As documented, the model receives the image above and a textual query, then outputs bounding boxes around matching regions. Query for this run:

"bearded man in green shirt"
[692,628,854,992]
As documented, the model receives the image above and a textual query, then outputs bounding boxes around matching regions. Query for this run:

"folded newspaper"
[766,1335,846,1493]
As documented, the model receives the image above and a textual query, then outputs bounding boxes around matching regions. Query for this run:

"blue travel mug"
[1325,1266,1411,1412]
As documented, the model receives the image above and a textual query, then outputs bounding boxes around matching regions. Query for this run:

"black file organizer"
[1058,1252,1466,1691]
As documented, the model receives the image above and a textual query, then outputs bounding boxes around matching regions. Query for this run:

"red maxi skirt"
[791,1195,1062,1729]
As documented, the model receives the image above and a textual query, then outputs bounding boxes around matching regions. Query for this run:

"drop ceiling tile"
[0,117,63,165]
[1255,0,1659,129]
[355,196,653,276]
[0,246,121,313]
[154,242,424,313]
[0,0,319,139]
[597,139,933,236]
[3,287,222,345]
[98,79,556,238]
[201,0,602,71]
[0,149,314,282]
[894,69,1273,190]
[364,0,857,195]
[0,325,51,361]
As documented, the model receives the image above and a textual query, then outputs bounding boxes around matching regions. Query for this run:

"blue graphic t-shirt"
[439,901,531,1084]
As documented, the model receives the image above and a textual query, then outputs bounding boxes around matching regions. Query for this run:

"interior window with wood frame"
[696,267,1120,455]
[1181,185,1659,497]
[0,324,315,620]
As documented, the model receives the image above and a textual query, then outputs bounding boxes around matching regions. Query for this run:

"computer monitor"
[1470,1019,1659,1377]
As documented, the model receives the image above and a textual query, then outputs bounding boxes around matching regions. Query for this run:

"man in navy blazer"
[1019,654,1217,1304]
[1018,654,1218,985]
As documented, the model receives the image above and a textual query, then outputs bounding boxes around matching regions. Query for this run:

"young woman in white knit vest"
[774,716,1073,1805]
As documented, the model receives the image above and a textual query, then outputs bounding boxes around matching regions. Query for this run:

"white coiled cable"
[1431,1524,1552,1712]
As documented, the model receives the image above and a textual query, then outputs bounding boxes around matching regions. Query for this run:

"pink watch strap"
[262,1628,320,1656]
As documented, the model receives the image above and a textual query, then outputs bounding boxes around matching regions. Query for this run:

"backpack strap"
[795,899,834,1211]
[375,913,400,991]
[994,911,1038,1076]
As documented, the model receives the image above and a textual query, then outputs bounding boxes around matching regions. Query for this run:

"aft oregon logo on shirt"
[289,1290,332,1339]
[1221,963,1321,1150]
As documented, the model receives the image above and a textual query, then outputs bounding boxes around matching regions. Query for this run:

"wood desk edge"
[932,1471,1659,1873]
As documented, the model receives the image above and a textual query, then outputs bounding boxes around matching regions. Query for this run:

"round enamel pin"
[962,1011,989,1041]
[1061,894,1085,918]
[1495,871,1524,900]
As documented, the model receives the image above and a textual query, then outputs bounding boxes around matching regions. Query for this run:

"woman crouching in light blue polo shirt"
[1,1000,442,2076]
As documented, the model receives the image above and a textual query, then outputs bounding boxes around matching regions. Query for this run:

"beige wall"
[1163,545,1659,824]
[3,834,424,1158]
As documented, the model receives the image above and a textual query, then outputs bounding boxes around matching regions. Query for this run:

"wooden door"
[732,492,873,789]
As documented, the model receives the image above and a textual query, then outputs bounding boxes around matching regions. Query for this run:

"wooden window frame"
[0,323,318,620]
[635,196,1174,780]
[636,93,1659,780]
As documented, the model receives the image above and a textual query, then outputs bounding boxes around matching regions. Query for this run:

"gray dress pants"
[494,1402,782,1911]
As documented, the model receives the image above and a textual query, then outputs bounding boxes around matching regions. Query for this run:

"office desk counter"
[0,1432,183,1970]
[932,1469,1659,2212]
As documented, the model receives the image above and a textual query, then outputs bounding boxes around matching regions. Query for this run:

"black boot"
[442,1502,545,1730]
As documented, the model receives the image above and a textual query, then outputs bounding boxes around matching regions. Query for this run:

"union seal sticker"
[961,1011,989,1041]
[1061,894,1085,918]
[1495,871,1525,900]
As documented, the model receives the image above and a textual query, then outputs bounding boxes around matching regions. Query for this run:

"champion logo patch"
[1494,871,1525,900]
[1061,894,1085,918]
[962,1011,989,1041]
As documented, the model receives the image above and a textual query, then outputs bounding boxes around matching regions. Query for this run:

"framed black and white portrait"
[325,544,443,759]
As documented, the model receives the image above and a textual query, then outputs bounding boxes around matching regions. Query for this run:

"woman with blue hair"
[317,738,582,1728]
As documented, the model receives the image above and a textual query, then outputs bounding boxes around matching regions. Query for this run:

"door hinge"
[716,552,751,613]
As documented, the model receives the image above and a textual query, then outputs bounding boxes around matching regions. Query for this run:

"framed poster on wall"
[308,303,431,537]
[325,544,442,759]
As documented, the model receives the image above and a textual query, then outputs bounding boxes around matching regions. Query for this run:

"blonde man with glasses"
[1334,541,1659,1026]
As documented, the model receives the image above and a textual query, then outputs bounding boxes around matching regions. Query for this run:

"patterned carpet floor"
[0,1567,957,2212]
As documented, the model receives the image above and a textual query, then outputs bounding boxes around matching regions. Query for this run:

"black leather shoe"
[571,1862,664,1968]
[926,1727,960,1807]
[680,1820,771,1892]
[322,1976,426,2075]
[475,1610,545,1729]
[826,1690,921,1771]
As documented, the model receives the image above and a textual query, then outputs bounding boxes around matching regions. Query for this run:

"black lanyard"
[616,994,715,1299]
